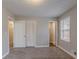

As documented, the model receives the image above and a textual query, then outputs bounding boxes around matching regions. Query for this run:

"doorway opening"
[48,21,57,47]
[8,20,14,48]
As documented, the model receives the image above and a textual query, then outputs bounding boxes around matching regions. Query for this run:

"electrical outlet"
[74,52,77,55]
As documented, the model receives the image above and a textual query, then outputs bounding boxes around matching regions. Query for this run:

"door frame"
[48,20,58,47]
[8,16,14,48]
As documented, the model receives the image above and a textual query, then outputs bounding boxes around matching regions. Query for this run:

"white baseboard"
[2,51,9,58]
[35,45,49,47]
[58,45,76,59]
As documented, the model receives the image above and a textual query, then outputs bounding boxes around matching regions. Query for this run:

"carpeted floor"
[3,47,74,59]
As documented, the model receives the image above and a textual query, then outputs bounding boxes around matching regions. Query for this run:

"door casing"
[48,21,58,47]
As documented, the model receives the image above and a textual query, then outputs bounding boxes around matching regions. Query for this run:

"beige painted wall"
[58,6,77,57]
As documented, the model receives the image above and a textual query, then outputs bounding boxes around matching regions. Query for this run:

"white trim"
[58,45,77,59]
[35,45,49,47]
[2,51,9,58]
[34,21,37,48]
[55,21,58,47]
[48,20,57,22]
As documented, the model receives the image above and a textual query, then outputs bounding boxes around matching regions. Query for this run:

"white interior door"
[26,21,36,47]
[14,20,26,47]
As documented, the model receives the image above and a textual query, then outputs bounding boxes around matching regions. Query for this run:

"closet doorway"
[48,21,57,47]
[8,20,14,48]
[14,20,36,48]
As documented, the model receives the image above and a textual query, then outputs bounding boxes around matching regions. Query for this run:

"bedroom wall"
[58,6,77,57]
[15,17,56,47]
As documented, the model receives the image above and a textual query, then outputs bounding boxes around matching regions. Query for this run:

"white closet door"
[14,20,26,47]
[26,21,36,47]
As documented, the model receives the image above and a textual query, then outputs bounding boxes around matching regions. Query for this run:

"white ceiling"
[3,0,76,17]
